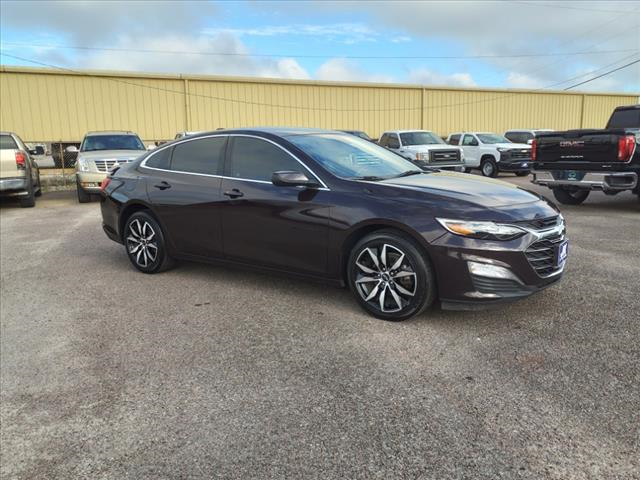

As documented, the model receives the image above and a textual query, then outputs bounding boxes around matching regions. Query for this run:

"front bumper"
[532,170,638,191]
[428,221,567,309]
[76,171,108,192]
[0,177,29,196]
[498,160,531,172]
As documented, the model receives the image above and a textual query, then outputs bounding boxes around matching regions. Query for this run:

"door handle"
[224,189,244,199]
[154,181,171,190]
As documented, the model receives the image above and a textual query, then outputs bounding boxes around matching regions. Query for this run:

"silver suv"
[71,131,147,203]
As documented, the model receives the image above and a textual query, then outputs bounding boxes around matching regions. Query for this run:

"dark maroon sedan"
[100,128,567,321]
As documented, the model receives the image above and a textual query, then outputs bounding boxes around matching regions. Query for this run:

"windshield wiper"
[391,170,424,178]
[351,175,385,181]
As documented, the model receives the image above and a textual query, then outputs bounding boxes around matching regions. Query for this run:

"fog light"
[467,261,521,282]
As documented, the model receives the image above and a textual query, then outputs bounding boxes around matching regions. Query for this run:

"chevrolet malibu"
[100,128,568,321]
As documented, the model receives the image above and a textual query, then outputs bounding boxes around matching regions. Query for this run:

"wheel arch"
[119,201,165,242]
[339,220,433,286]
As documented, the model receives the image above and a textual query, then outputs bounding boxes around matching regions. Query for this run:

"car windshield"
[286,133,420,180]
[399,131,444,146]
[477,133,509,144]
[82,135,145,151]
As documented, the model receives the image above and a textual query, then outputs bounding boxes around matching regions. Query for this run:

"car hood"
[78,150,145,161]
[402,144,461,152]
[378,171,540,208]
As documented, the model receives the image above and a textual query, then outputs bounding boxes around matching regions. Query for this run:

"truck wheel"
[480,158,498,177]
[552,187,590,205]
[76,180,92,203]
[516,171,529,177]
[34,171,43,197]
[19,192,35,208]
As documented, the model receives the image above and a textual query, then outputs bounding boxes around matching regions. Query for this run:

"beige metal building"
[1,65,638,142]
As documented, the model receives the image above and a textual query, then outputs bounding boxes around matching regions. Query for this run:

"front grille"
[509,149,531,159]
[429,149,460,164]
[514,216,559,231]
[525,234,565,277]
[94,159,134,172]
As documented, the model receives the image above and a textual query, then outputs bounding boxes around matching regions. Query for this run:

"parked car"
[504,129,554,145]
[72,131,146,203]
[174,131,204,140]
[340,130,376,142]
[378,130,464,170]
[26,143,55,168]
[100,128,567,321]
[0,131,42,207]
[531,104,639,204]
[447,132,531,177]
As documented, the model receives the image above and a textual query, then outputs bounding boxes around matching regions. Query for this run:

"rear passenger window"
[145,147,172,169]
[171,137,226,175]
[229,137,302,182]
[0,135,18,150]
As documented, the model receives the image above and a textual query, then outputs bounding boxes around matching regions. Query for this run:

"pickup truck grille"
[509,149,531,159]
[429,149,460,164]
[525,233,564,277]
[94,159,134,172]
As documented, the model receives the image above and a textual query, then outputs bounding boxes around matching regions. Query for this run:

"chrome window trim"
[139,133,330,190]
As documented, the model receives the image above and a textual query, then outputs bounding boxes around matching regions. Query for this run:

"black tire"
[76,179,91,203]
[347,230,436,321]
[515,171,529,177]
[463,167,473,173]
[552,187,590,205]
[19,192,35,208]
[480,157,498,177]
[34,171,42,196]
[123,211,174,274]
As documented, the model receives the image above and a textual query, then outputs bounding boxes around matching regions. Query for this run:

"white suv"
[447,132,531,177]
[378,130,464,170]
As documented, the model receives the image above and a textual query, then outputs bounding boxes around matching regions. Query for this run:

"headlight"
[497,148,509,153]
[436,218,526,241]
[416,152,428,161]
[76,158,94,172]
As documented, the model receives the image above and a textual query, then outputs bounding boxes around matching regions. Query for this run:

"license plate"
[557,240,568,265]
[556,170,585,181]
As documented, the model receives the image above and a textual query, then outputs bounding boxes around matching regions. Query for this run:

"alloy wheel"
[354,244,417,313]
[126,219,158,268]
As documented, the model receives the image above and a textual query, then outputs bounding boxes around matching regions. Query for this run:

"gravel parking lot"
[1,177,638,479]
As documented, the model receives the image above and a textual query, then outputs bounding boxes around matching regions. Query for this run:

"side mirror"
[29,149,38,155]
[65,146,78,153]
[272,171,319,188]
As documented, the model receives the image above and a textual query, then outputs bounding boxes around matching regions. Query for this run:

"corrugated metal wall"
[1,66,637,142]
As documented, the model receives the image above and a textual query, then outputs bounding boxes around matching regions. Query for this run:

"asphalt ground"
[1,176,639,479]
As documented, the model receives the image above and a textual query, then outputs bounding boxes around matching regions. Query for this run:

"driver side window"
[462,135,478,146]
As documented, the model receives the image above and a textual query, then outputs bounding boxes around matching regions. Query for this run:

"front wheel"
[348,230,436,321]
[76,179,91,203]
[124,211,174,273]
[481,158,498,177]
[552,187,590,205]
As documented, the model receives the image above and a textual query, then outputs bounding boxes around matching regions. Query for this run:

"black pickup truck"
[531,104,639,204]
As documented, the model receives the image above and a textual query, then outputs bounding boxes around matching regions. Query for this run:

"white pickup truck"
[0,132,42,207]
[378,130,464,170]
[447,132,531,177]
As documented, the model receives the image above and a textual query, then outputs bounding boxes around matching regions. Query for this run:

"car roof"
[85,130,139,136]
[381,130,435,134]
[505,129,553,132]
[186,127,349,138]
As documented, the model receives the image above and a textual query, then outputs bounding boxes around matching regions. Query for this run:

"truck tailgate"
[0,149,23,179]
[536,129,626,166]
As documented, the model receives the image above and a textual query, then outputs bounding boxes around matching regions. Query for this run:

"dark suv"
[100,128,567,321]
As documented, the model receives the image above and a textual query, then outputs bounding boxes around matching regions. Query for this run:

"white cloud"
[316,58,394,83]
[81,34,309,79]
[505,72,545,89]
[203,23,380,44]
[408,68,477,87]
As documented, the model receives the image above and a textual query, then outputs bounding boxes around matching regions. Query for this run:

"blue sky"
[0,0,638,92]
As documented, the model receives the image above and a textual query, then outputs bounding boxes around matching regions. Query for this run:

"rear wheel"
[463,167,473,173]
[76,179,91,203]
[19,191,35,208]
[347,230,436,321]
[124,211,174,273]
[34,171,42,196]
[552,187,590,205]
[480,157,498,177]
